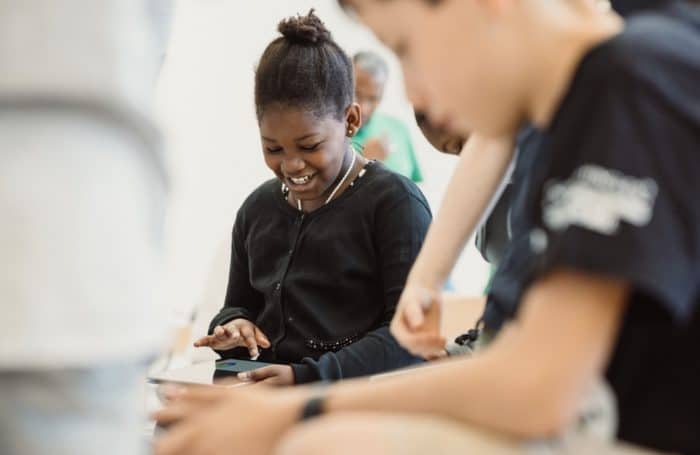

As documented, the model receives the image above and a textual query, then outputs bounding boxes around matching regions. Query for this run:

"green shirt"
[354,112,423,183]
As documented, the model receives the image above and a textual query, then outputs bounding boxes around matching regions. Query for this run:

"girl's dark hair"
[255,10,354,121]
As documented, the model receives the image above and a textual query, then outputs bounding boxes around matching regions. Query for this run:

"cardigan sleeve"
[208,208,265,357]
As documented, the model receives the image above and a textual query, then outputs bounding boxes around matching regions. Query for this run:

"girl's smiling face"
[260,104,361,204]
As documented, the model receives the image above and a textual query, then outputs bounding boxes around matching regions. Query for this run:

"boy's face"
[416,111,467,155]
[422,125,467,156]
[348,0,526,137]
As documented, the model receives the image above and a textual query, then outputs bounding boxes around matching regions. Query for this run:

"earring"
[347,128,354,137]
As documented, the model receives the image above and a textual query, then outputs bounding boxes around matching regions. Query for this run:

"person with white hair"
[352,51,423,182]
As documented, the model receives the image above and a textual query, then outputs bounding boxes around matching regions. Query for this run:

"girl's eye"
[299,142,322,151]
[266,147,283,154]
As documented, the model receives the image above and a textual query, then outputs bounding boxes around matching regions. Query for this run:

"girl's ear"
[345,103,362,137]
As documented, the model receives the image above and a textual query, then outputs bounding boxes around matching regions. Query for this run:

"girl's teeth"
[291,176,310,184]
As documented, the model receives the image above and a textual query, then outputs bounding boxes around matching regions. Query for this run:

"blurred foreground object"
[0,1,172,454]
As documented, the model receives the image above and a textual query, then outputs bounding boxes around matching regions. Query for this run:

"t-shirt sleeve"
[408,144,423,183]
[530,86,698,321]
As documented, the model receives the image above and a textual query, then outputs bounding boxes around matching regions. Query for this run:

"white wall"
[155,0,491,329]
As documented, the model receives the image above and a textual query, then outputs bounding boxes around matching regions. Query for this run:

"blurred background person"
[353,51,423,183]
[0,1,172,454]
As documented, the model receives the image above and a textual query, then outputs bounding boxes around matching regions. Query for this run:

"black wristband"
[300,395,326,421]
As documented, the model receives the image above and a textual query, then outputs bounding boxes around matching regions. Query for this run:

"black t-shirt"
[490,8,700,454]
[485,2,700,331]
[210,162,430,383]
[611,0,677,16]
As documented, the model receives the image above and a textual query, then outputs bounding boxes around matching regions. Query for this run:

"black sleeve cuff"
[290,362,320,385]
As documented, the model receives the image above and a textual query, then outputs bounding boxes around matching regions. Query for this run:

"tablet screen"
[215,359,273,374]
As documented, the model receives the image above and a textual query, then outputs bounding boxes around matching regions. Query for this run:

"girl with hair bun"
[192,10,431,386]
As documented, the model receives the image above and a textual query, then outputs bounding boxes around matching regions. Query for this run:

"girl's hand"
[193,319,271,358]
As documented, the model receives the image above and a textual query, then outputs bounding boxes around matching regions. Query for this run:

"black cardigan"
[209,163,431,383]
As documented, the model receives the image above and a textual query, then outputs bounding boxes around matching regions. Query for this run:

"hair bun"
[278,9,331,45]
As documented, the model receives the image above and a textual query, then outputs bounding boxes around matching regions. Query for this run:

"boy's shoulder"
[599,9,700,83]
[557,10,700,131]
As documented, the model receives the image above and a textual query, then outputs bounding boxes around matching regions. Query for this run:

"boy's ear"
[345,103,362,137]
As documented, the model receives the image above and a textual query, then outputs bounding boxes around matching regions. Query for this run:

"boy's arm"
[390,134,515,356]
[407,134,515,289]
[326,269,628,437]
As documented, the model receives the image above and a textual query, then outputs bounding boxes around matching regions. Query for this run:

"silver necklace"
[294,150,357,212]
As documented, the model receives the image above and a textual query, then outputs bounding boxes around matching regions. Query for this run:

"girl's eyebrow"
[294,132,321,141]
[261,133,322,142]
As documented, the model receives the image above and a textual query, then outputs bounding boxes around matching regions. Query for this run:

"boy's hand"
[390,285,446,359]
[154,386,306,455]
[193,319,271,358]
